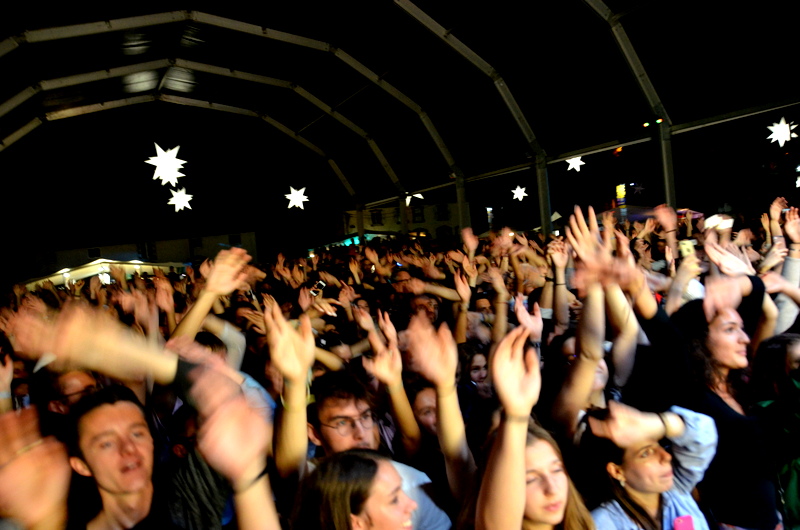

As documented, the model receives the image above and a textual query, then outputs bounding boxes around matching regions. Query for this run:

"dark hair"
[308,371,374,429]
[67,385,145,458]
[582,428,659,530]
[292,450,386,530]
[195,331,226,353]
[751,333,800,402]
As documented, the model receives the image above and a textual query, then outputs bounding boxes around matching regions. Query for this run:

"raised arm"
[406,314,476,500]
[475,326,541,530]
[263,301,315,478]
[172,248,251,340]
[363,311,422,457]
[191,362,281,530]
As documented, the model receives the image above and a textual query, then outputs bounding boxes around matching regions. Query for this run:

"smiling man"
[66,385,174,529]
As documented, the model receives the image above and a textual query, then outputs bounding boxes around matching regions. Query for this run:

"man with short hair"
[265,290,453,527]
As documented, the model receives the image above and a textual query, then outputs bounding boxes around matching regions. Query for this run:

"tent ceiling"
[1,1,798,257]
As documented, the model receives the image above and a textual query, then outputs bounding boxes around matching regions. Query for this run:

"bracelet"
[234,471,266,494]
[665,229,676,233]
[530,341,542,350]
[0,391,11,399]
[503,412,531,423]
[555,283,566,286]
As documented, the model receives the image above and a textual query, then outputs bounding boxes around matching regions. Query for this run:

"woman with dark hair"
[587,401,717,530]
[617,260,783,528]
[292,450,417,530]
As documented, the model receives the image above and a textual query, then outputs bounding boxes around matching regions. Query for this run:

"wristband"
[503,412,531,423]
[665,229,676,233]
[0,391,11,399]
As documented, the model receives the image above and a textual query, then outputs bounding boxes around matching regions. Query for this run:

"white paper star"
[405,193,424,206]
[512,186,528,201]
[145,143,186,186]
[286,187,309,209]
[168,187,193,212]
[566,157,585,172]
[767,117,798,147]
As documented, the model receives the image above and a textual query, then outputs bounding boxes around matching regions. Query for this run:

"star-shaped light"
[405,193,424,206]
[286,186,309,209]
[633,184,645,195]
[145,143,186,186]
[511,186,528,201]
[767,117,798,147]
[168,187,193,212]
[566,156,585,172]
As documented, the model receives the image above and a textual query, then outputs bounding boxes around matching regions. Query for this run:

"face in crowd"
[70,401,154,497]
[308,397,380,454]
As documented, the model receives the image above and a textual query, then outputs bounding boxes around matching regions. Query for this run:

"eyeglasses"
[319,410,376,437]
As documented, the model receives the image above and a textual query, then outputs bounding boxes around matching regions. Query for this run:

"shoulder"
[390,460,432,488]
[591,501,631,530]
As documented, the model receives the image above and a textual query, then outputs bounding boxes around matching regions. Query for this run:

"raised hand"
[405,314,458,390]
[191,367,271,491]
[770,196,788,221]
[784,207,800,243]
[462,227,480,255]
[491,326,540,416]
[705,240,756,276]
[514,294,543,340]
[703,275,744,322]
[206,248,252,295]
[377,309,399,349]
[587,400,666,449]
[461,254,478,282]
[263,303,315,384]
[486,267,509,301]
[338,283,359,306]
[654,203,678,232]
[547,237,569,269]
[760,238,788,272]
[362,340,403,388]
[454,270,472,303]
[353,305,375,332]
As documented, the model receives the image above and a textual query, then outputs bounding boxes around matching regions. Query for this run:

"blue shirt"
[592,406,717,530]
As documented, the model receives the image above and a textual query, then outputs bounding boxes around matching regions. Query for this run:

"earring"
[619,479,626,488]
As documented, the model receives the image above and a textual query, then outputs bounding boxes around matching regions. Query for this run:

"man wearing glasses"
[305,371,451,529]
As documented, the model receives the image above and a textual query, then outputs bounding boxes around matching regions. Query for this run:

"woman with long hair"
[475,326,594,530]
[292,450,417,530]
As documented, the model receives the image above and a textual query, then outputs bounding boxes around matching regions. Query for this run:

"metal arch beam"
[45,95,156,120]
[21,12,188,43]
[0,86,41,119]
[1,57,390,198]
[0,118,42,152]
[2,11,465,232]
[394,0,551,233]
[28,93,357,198]
[584,0,676,207]
[158,94,358,198]
[39,60,172,90]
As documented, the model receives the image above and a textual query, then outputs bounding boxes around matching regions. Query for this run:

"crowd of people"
[1,197,799,530]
